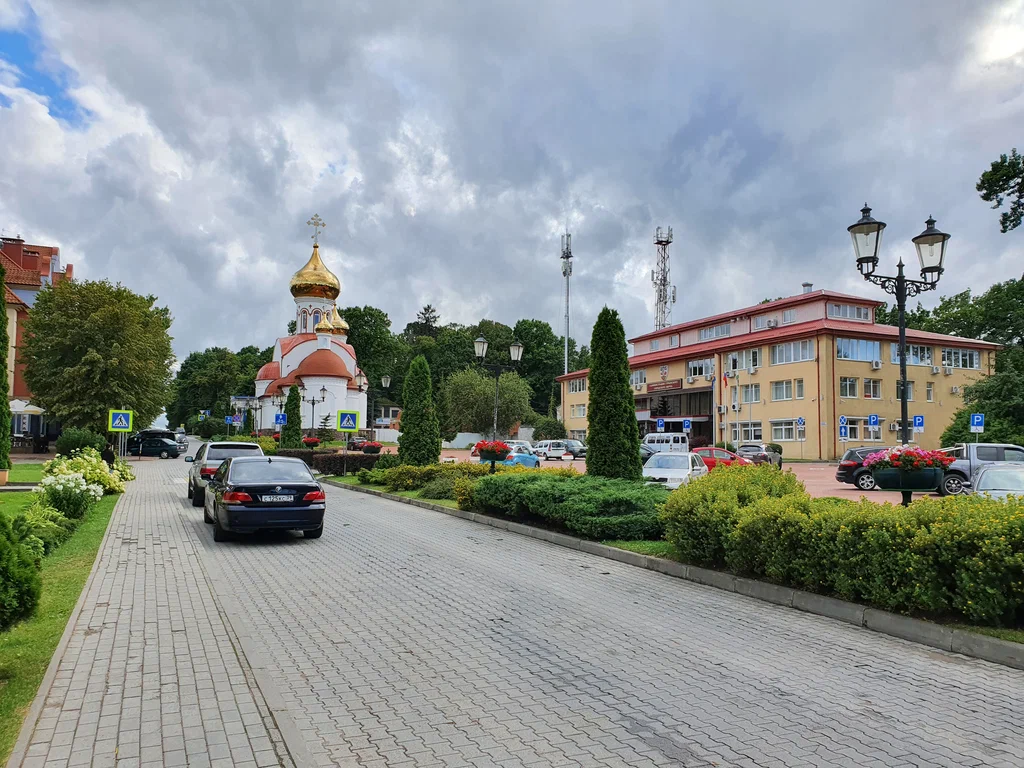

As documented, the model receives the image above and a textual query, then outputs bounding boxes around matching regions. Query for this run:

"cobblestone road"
[15,457,1024,767]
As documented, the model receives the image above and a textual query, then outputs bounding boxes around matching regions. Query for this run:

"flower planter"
[870,467,943,492]
[479,450,507,463]
[0,469,8,487]
[362,446,381,455]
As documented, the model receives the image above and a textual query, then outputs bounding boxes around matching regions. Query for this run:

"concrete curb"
[326,478,1024,672]
[6,494,123,768]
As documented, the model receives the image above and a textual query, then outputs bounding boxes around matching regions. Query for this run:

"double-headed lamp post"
[848,204,951,450]
[299,384,328,437]
[474,337,525,440]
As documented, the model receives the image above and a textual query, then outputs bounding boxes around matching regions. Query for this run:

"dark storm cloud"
[0,0,1021,364]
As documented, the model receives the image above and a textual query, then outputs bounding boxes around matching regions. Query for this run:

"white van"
[642,432,690,453]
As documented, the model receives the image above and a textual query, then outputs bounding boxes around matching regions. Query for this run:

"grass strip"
[8,465,43,484]
[0,494,119,762]
[326,477,459,508]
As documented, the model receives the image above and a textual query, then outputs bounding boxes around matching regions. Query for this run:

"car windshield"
[229,461,314,484]
[645,454,689,469]
[977,469,1024,492]
[207,445,263,461]
[737,446,760,454]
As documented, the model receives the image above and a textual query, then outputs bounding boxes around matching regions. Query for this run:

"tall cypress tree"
[0,263,10,477]
[585,307,641,480]
[282,385,302,448]
[398,355,440,466]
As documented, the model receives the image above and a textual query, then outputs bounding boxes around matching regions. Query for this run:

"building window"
[847,421,860,440]
[300,310,308,333]
[727,348,761,371]
[772,420,796,441]
[699,323,731,341]
[846,418,882,441]
[782,309,796,324]
[828,303,871,320]
[570,404,587,418]
[731,421,763,442]
[688,358,714,377]
[629,369,647,387]
[770,340,814,365]
[839,377,858,398]
[669,334,679,348]
[771,380,793,401]
[941,348,981,369]
[568,378,587,394]
[891,344,933,366]
[836,338,881,362]
[650,339,660,352]
[896,380,915,401]
[737,384,760,404]
[754,315,768,330]
[795,378,804,399]
[927,382,934,402]
[570,430,587,441]
[863,378,881,399]
[312,310,321,327]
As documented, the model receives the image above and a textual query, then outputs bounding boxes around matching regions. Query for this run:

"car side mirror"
[184,456,194,463]
[961,481,972,489]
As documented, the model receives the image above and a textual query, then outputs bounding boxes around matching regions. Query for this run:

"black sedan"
[129,437,180,459]
[203,456,326,542]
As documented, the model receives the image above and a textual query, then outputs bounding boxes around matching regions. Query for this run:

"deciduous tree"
[977,147,1024,233]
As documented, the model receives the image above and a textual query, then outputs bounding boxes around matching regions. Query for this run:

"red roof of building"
[278,333,356,358]
[627,289,883,344]
[293,349,352,380]
[0,254,41,286]
[255,361,280,381]
[4,286,26,307]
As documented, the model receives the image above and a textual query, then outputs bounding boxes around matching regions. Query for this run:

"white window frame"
[771,380,793,401]
[754,315,768,330]
[731,421,763,442]
[782,309,796,325]
[896,380,915,402]
[795,378,804,399]
[941,348,981,369]
[740,384,760,404]
[669,334,679,348]
[699,323,731,341]
[568,378,587,394]
[687,358,714,377]
[771,420,796,441]
[650,339,660,352]
[629,369,647,387]
[863,378,882,399]
[839,377,858,398]
[926,382,934,402]
[828,303,871,321]
[836,338,881,362]
[727,348,761,371]
[891,344,933,366]
[770,340,814,365]
[570,404,587,418]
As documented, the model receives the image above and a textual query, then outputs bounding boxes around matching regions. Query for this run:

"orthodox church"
[254,240,367,431]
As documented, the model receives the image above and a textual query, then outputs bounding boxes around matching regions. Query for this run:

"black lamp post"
[474,336,525,440]
[849,204,950,499]
[299,384,328,437]
[378,374,392,433]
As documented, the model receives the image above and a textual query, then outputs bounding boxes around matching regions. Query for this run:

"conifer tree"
[281,385,302,448]
[0,263,10,476]
[398,355,440,466]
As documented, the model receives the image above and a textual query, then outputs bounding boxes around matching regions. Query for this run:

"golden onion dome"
[331,306,349,334]
[289,243,340,300]
[314,313,334,333]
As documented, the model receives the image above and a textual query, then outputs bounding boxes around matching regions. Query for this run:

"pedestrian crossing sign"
[337,410,359,432]
[108,409,134,432]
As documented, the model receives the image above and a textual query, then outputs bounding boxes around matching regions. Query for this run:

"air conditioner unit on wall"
[717,405,727,414]
[950,385,960,395]
[931,366,941,375]
[889,422,899,431]
[766,319,779,328]
[747,367,757,375]
[731,404,740,412]
[943,366,953,375]
[871,360,882,370]
[725,370,736,378]
[634,384,643,391]
[686,376,695,384]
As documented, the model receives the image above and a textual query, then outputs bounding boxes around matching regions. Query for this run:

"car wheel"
[191,485,204,507]
[939,474,966,496]
[855,472,877,491]
[159,450,169,459]
[212,513,229,542]
[203,505,213,524]
[187,481,193,500]
[304,525,323,539]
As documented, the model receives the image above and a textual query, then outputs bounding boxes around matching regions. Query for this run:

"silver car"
[966,464,1024,500]
[186,441,264,507]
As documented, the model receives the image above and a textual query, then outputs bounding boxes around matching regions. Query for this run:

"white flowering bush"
[113,457,135,483]
[44,447,126,494]
[33,472,103,519]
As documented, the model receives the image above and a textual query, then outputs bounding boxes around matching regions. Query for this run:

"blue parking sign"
[682,418,692,431]
[868,414,879,427]
[970,413,985,434]
[913,415,925,433]
[275,413,287,426]
[656,418,665,433]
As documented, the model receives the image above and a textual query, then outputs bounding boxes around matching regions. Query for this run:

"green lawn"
[8,465,43,484]
[0,494,119,762]
[602,540,680,559]
[0,492,38,516]
[948,624,1024,645]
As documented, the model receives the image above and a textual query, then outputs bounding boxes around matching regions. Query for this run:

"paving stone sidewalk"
[9,460,293,768]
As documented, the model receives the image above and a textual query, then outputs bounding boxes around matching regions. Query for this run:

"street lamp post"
[474,336,525,441]
[344,372,369,477]
[849,204,950,504]
[299,385,328,438]
[378,374,392,436]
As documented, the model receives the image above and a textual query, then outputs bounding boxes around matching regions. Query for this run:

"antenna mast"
[561,229,573,374]
[652,226,675,330]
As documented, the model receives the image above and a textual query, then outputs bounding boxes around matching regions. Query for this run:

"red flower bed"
[302,436,321,447]
[863,446,955,471]
[272,432,280,442]
[475,440,510,458]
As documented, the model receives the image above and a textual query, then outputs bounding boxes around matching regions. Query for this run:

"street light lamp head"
[355,371,368,391]
[474,336,489,360]
[381,374,391,389]
[848,203,886,278]
[912,215,950,285]
[509,340,524,363]
[319,385,328,400]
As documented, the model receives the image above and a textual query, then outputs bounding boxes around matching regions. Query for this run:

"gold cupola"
[289,243,341,300]
[331,306,349,334]
[314,313,334,333]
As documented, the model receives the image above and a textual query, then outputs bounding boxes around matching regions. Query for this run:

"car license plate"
[262,494,293,502]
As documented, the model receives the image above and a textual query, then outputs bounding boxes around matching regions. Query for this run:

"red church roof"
[255,361,280,381]
[293,349,353,380]
[278,334,355,357]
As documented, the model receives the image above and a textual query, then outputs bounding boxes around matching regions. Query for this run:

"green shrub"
[374,453,402,470]
[257,436,278,455]
[55,428,106,456]
[34,473,103,519]
[421,475,457,500]
[0,516,42,631]
[454,477,475,510]
[43,448,124,494]
[15,500,77,555]
[531,416,567,441]
[767,442,784,457]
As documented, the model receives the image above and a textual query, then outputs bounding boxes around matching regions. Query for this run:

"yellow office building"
[558,287,998,460]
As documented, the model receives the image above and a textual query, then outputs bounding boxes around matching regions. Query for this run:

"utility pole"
[560,228,573,374]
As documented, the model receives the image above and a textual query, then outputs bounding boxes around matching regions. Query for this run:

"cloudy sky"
[1,0,1022,364]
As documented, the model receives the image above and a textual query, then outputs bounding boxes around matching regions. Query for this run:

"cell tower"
[561,229,573,374]
[651,226,676,330]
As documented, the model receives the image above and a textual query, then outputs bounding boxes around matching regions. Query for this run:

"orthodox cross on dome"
[307,213,326,245]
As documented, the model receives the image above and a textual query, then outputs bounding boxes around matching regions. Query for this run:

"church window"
[300,310,308,333]
[313,310,321,326]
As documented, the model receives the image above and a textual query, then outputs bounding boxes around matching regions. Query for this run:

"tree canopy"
[23,279,174,431]
[977,147,1023,233]
[166,345,272,429]
[439,369,534,438]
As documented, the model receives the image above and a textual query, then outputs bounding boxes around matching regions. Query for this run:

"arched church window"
[312,310,321,327]
[300,310,308,333]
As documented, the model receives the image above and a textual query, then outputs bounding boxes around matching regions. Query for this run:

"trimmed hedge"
[311,452,381,475]
[472,474,669,540]
[357,462,577,492]
[55,428,106,456]
[661,464,1024,626]
[0,515,42,631]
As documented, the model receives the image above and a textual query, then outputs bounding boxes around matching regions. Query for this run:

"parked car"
[835,446,884,491]
[203,456,326,541]
[127,428,176,453]
[505,440,535,453]
[186,441,265,507]
[642,451,709,489]
[175,432,189,452]
[534,440,568,460]
[129,437,180,459]
[347,435,368,450]
[480,444,541,468]
[641,432,690,453]
[564,439,587,458]
[736,443,782,468]
[640,443,658,461]
[940,442,1024,496]
[964,464,1024,500]
[692,446,753,471]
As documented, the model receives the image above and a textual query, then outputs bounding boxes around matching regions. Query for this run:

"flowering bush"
[862,446,955,472]
[475,440,510,456]
[272,432,281,442]
[113,457,135,483]
[301,436,321,447]
[44,448,126,494]
[361,441,382,454]
[33,472,103,519]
